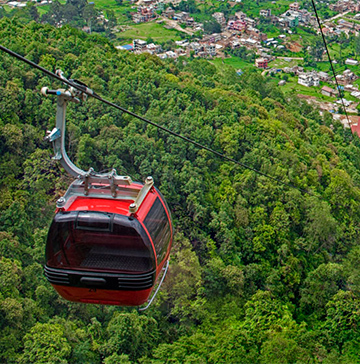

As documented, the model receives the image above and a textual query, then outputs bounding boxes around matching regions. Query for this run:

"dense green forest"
[1,17,360,363]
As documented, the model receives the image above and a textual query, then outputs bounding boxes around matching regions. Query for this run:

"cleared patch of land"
[211,56,253,70]
[117,21,183,44]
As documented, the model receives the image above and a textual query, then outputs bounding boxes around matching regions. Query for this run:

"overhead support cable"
[310,0,352,131]
[0,44,312,196]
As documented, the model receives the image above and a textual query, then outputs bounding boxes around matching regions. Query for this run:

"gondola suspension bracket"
[42,71,157,213]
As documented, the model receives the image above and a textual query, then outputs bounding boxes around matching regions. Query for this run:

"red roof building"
[255,58,268,69]
[351,118,360,137]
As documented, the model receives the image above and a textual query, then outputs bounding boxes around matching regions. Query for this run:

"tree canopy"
[1,18,360,363]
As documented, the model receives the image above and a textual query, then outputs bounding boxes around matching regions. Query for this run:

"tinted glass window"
[144,198,171,264]
[76,212,112,231]
[46,211,155,273]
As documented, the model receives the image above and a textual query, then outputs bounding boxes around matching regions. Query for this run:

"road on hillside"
[325,10,351,22]
[261,56,304,75]
[159,16,194,36]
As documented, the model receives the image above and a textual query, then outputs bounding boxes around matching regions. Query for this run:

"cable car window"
[46,212,155,273]
[144,198,171,264]
[76,212,112,231]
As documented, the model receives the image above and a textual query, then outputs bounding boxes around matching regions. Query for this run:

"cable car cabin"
[44,177,172,307]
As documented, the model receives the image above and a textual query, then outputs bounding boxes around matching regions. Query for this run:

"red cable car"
[45,177,172,306]
[42,74,172,308]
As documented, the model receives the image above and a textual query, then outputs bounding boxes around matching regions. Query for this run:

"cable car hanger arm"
[42,71,153,213]
[42,85,85,178]
[42,70,111,180]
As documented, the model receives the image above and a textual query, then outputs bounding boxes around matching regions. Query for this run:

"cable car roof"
[56,176,155,217]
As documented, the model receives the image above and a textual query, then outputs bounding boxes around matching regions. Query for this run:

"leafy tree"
[338,32,350,63]
[103,353,131,364]
[309,38,325,62]
[103,312,159,361]
[300,263,345,317]
[0,257,22,299]
[179,0,198,13]
[242,291,298,346]
[322,291,360,352]
[19,322,71,363]
[203,19,221,34]
[83,4,98,26]
[152,332,210,363]
[0,7,6,19]
[260,332,310,364]
[157,234,204,322]
[303,197,338,255]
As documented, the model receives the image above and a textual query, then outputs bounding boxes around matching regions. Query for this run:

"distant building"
[351,120,360,137]
[260,9,271,17]
[173,12,189,23]
[190,42,216,58]
[246,26,267,41]
[7,1,21,7]
[82,26,91,33]
[318,71,330,82]
[345,59,359,66]
[186,17,195,27]
[280,11,299,27]
[145,43,162,54]
[213,12,226,29]
[283,65,303,74]
[132,6,155,23]
[164,7,175,18]
[255,58,268,69]
[287,15,299,27]
[165,50,177,58]
[289,2,300,11]
[175,40,189,47]
[336,69,359,85]
[156,2,164,11]
[298,72,319,87]
[330,0,360,13]
[133,39,147,51]
[234,11,246,21]
[240,37,258,47]
[202,33,221,43]
[321,86,337,97]
[351,91,360,98]
[228,20,246,31]
[298,9,311,24]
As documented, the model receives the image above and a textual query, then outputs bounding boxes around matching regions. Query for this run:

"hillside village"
[119,0,360,60]
[3,0,360,126]
[112,1,360,122]
[118,2,314,59]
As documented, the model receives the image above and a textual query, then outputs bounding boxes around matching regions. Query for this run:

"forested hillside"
[1,17,360,363]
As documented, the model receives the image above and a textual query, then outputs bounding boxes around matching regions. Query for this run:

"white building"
[175,40,189,47]
[205,44,216,57]
[298,72,320,87]
[165,50,177,58]
[345,59,359,66]
[133,39,147,51]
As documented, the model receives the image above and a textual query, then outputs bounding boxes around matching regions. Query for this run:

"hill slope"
[1,18,360,363]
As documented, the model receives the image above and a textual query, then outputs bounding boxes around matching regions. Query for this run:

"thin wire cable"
[310,0,352,130]
[0,43,312,196]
